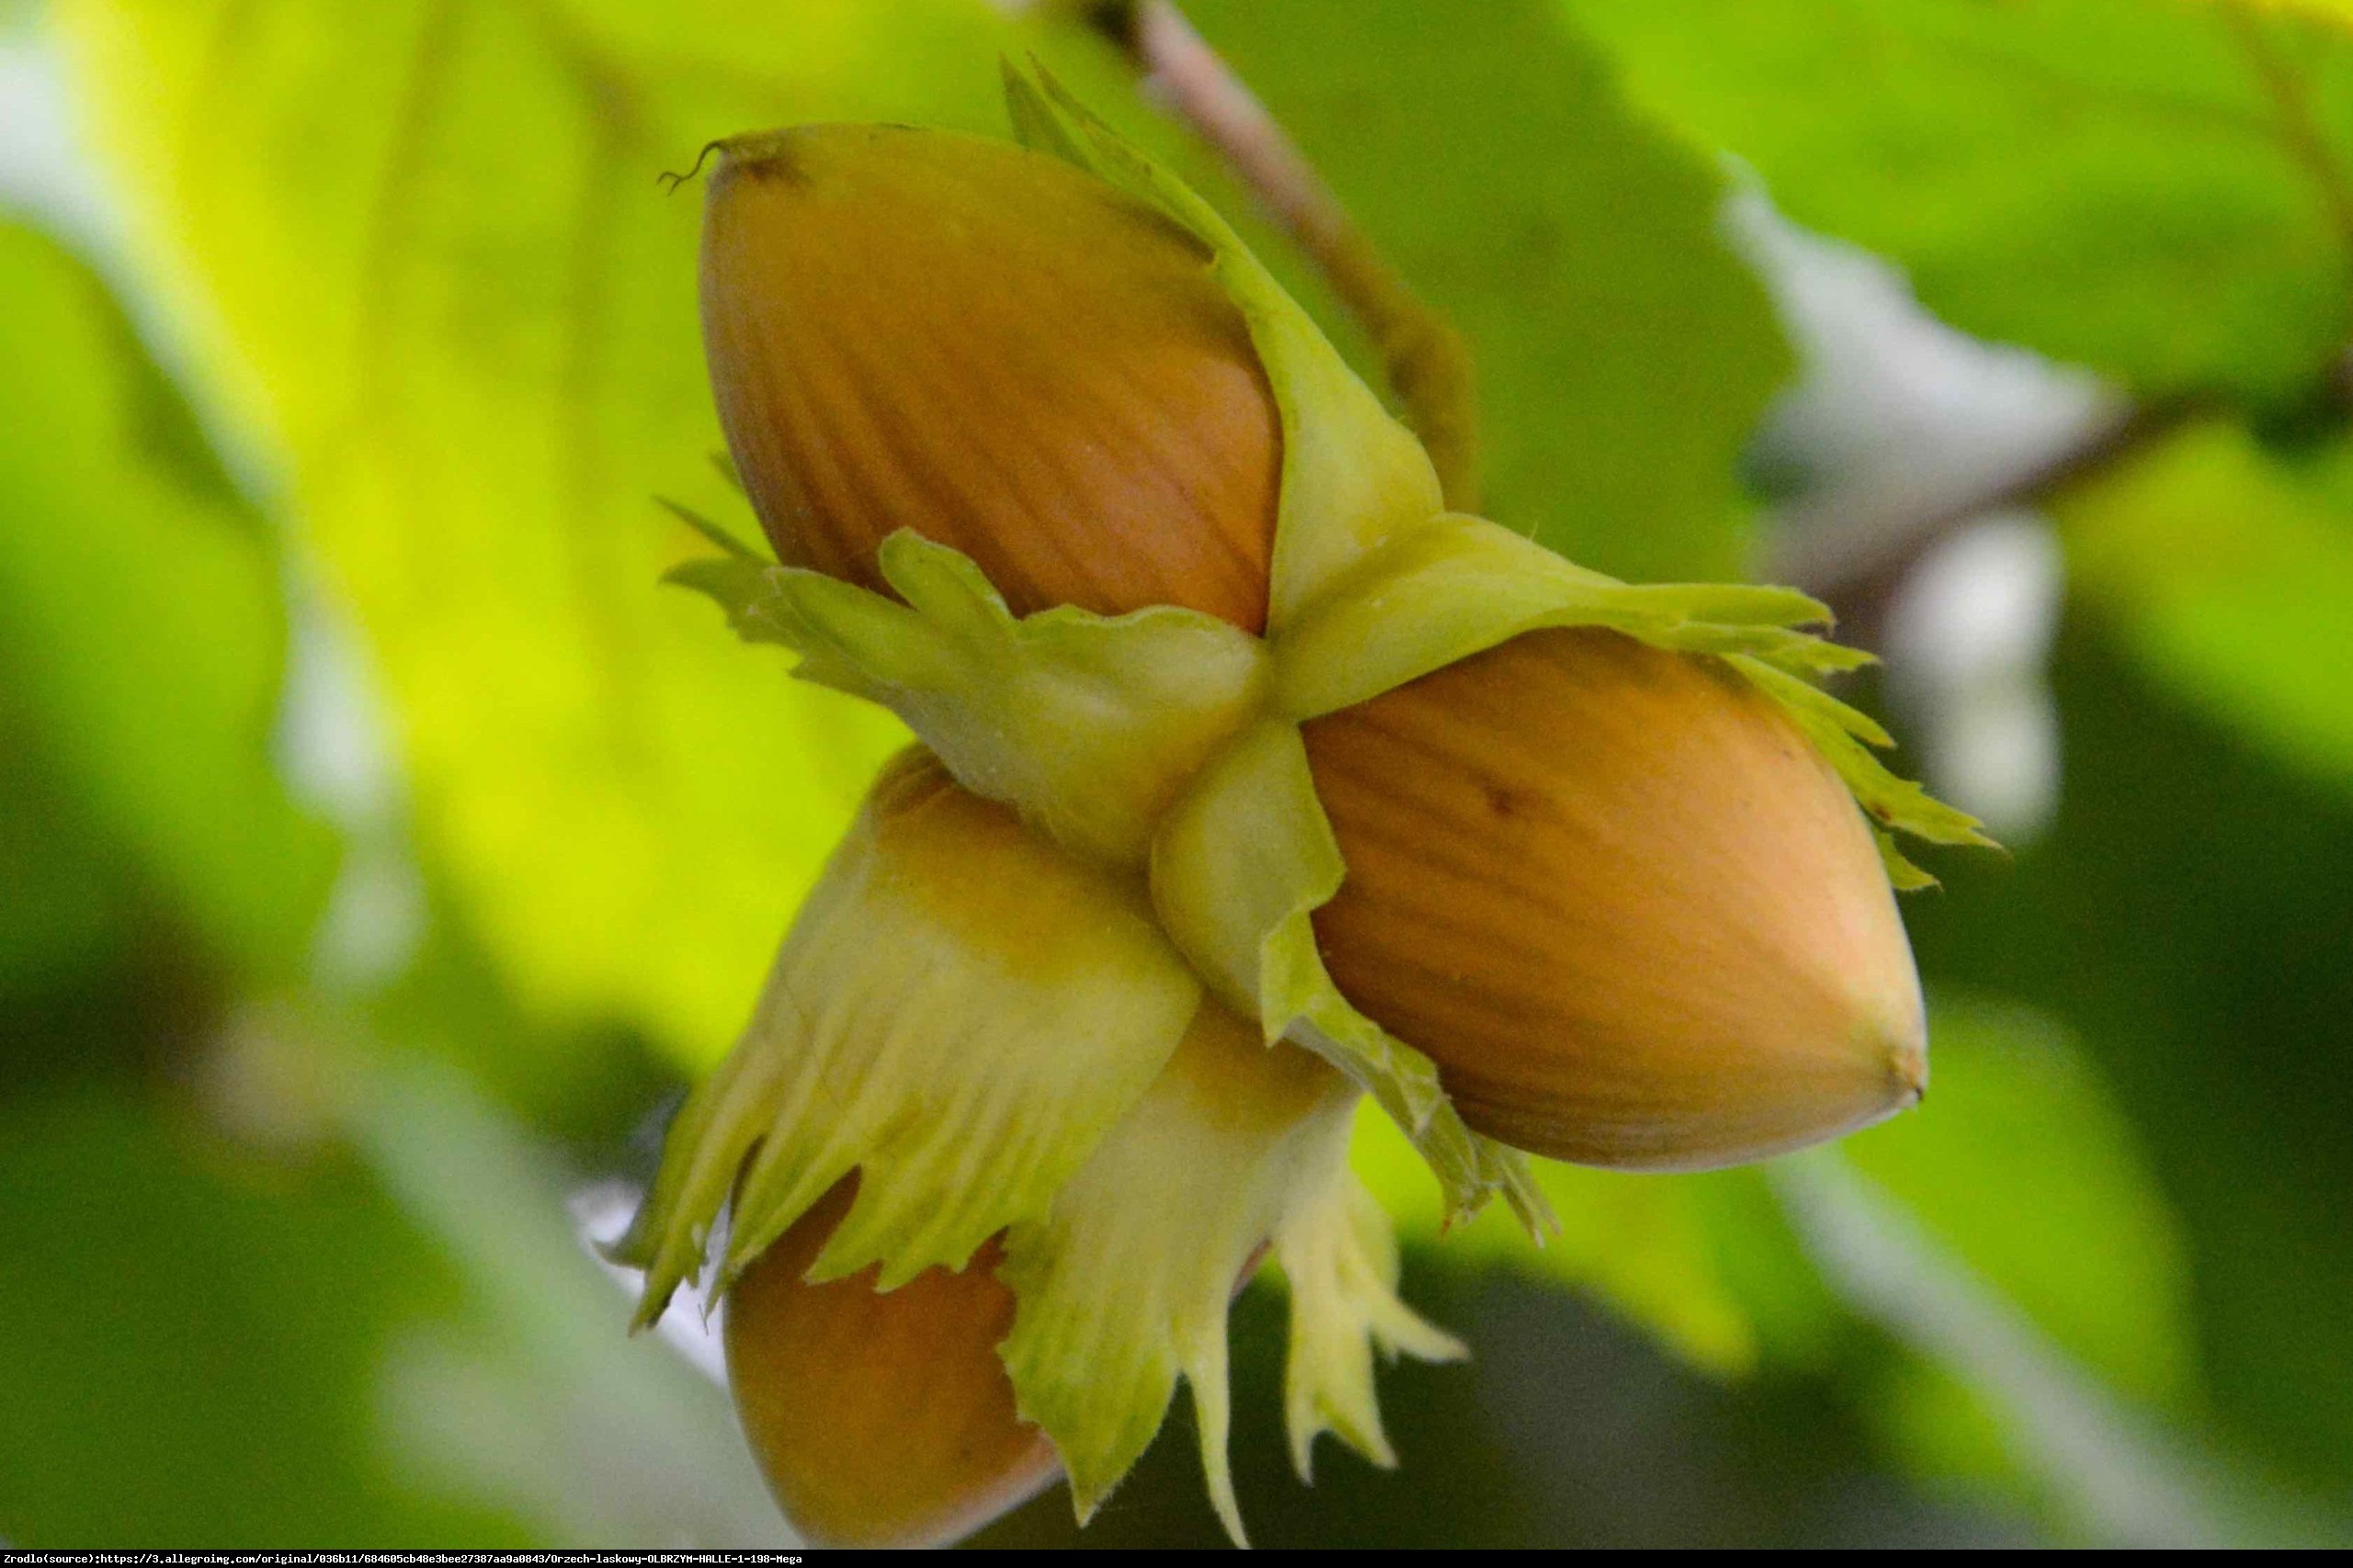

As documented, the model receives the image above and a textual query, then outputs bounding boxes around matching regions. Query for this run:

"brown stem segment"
[1791,400,2200,645]
[1094,0,1485,512]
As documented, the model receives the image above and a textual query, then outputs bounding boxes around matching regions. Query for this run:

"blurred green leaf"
[0,1079,529,1546]
[1354,1102,1756,1375]
[2055,420,2353,791]
[1572,0,2353,403]
[1192,0,1791,580]
[1908,621,2353,1500]
[1775,1150,2243,1547]
[0,695,132,995]
[0,1043,788,1547]
[1678,1164,1849,1369]
[0,221,333,981]
[348,1057,787,1547]
[1360,991,2200,1411]
[1844,995,2195,1408]
[1870,1358,2027,1502]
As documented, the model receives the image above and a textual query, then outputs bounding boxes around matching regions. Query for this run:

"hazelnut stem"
[1095,0,1484,513]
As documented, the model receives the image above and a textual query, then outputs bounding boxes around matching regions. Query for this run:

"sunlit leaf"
[53,1,1052,1064]
[1573,0,2353,403]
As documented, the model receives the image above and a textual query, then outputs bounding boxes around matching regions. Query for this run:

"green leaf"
[52,0,1053,1066]
[1775,1150,2238,1546]
[1842,995,2196,1407]
[1188,0,1794,581]
[0,1080,529,1546]
[349,1058,790,1547]
[1910,616,2353,1499]
[1573,0,2353,403]
[0,221,333,981]
[2055,420,2353,791]
[0,668,138,997]
[0,1003,789,1546]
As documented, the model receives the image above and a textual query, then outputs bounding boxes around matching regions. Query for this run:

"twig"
[1091,0,1484,511]
[1792,401,2198,645]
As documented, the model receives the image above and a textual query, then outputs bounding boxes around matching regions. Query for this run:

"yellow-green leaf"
[53,0,1052,1065]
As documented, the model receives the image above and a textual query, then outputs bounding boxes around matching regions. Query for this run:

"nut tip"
[1890,1037,1927,1108]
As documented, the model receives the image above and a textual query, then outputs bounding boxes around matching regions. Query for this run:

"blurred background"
[3,0,2349,1548]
